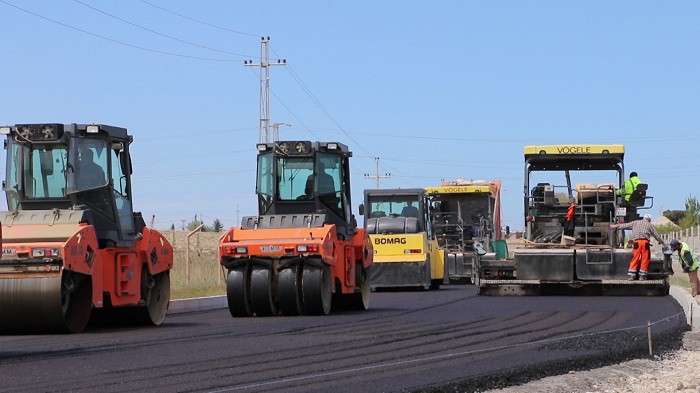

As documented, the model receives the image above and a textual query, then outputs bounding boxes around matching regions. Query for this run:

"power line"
[138,0,260,37]
[286,124,700,144]
[136,148,254,164]
[132,168,254,182]
[247,68,319,140]
[364,157,391,189]
[132,0,375,166]
[253,46,421,183]
[244,37,287,143]
[0,0,243,62]
[371,156,521,168]
[269,46,374,158]
[138,127,256,141]
[74,0,255,58]
[379,162,424,187]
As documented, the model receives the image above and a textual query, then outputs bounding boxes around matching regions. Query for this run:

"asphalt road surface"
[0,286,686,393]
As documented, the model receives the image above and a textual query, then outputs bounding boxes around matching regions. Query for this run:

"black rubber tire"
[430,279,442,290]
[277,264,303,316]
[139,270,171,325]
[62,272,93,333]
[332,265,372,311]
[226,264,253,317]
[352,265,371,310]
[250,266,277,316]
[97,270,171,327]
[302,264,332,315]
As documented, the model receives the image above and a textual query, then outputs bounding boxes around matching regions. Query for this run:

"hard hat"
[670,239,681,248]
[643,214,651,221]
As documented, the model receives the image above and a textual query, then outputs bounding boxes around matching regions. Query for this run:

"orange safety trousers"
[628,239,651,273]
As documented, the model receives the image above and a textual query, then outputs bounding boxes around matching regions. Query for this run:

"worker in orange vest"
[611,214,668,280]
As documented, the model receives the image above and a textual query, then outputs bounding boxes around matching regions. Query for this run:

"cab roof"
[524,145,625,171]
[425,185,493,195]
[364,188,426,197]
[2,123,131,142]
[524,144,624,157]
[257,141,351,156]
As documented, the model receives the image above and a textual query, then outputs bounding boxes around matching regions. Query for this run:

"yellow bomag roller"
[0,123,173,333]
[361,188,444,290]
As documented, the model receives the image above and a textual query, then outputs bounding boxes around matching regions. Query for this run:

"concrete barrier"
[670,285,700,330]
[168,295,227,314]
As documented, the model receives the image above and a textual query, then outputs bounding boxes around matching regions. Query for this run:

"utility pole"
[271,122,292,142]
[244,37,286,143]
[180,219,186,231]
[364,157,391,189]
[150,215,156,229]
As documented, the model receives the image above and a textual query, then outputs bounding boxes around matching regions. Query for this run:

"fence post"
[186,224,205,288]
[647,320,653,356]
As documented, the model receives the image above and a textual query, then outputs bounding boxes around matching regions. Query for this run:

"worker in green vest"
[616,172,641,202]
[670,239,699,296]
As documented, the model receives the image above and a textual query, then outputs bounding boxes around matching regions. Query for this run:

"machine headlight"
[226,246,248,255]
[31,248,61,258]
[296,244,318,253]
[86,125,100,133]
[257,144,268,151]
[0,127,10,135]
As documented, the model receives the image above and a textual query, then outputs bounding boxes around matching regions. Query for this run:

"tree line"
[658,195,700,234]
[168,215,224,232]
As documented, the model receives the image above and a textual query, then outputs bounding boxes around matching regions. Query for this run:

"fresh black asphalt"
[0,286,686,392]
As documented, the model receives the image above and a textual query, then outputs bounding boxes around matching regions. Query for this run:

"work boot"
[628,274,637,281]
[639,270,648,281]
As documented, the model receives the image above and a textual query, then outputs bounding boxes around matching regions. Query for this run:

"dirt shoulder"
[491,331,700,393]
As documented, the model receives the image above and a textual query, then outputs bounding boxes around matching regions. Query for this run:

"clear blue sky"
[1,1,698,230]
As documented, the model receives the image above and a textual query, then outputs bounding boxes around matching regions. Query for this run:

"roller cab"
[0,124,173,333]
[220,141,372,317]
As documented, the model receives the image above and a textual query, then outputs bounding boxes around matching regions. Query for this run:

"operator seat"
[369,211,386,218]
[400,204,421,219]
[625,183,648,207]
